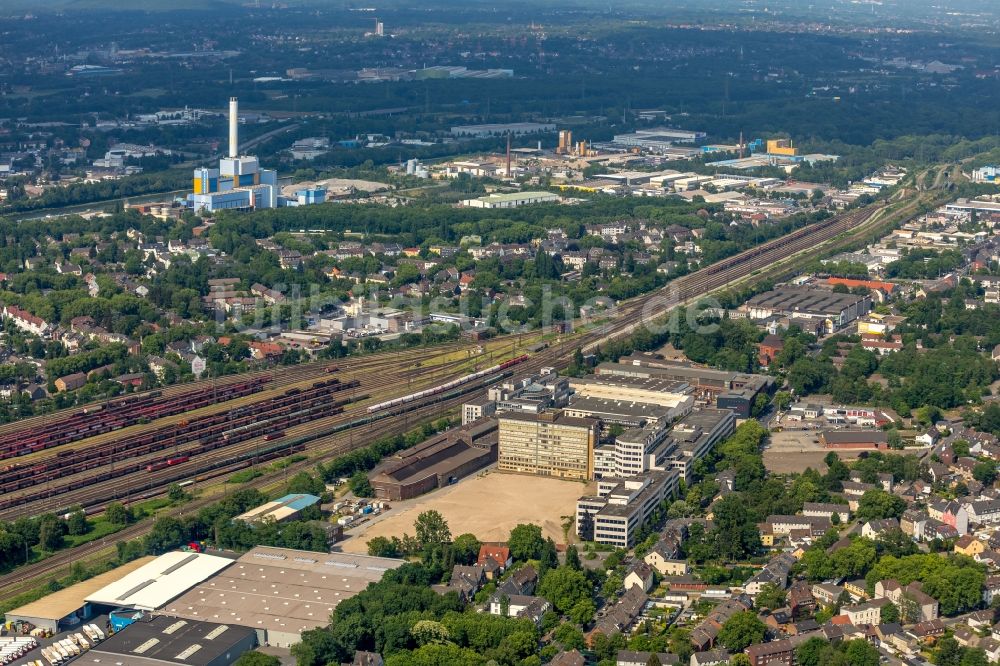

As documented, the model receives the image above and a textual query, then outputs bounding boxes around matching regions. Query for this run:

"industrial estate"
[3,2,1000,666]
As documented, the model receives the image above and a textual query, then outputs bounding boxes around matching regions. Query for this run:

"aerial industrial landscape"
[4,1,1000,665]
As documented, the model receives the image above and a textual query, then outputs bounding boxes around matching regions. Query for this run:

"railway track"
[0,349,492,519]
[0,198,914,598]
[0,383,484,599]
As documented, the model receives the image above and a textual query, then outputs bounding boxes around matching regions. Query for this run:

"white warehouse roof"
[85,551,234,611]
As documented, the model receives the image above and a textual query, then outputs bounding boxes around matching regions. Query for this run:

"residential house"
[811,583,845,607]
[616,651,679,666]
[497,565,538,598]
[624,561,656,593]
[431,564,486,602]
[690,650,731,666]
[745,639,796,666]
[487,594,551,625]
[478,544,512,578]
[549,651,586,666]
[861,518,899,539]
[955,535,986,557]
[874,580,939,622]
[966,499,1000,526]
[54,372,87,393]
[840,598,890,626]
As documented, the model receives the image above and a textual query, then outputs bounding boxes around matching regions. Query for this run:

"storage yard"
[338,471,592,552]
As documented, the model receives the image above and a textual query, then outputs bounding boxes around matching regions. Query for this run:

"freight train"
[366,354,528,414]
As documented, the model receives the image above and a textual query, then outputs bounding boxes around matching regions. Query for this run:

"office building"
[576,471,679,548]
[498,410,599,480]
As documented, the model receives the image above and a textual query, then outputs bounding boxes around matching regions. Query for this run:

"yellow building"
[954,535,986,557]
[767,139,798,157]
[498,410,598,480]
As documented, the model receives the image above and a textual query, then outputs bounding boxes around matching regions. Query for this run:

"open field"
[338,471,593,553]
[763,429,865,474]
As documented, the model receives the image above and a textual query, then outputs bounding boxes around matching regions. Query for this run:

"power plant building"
[187,98,281,212]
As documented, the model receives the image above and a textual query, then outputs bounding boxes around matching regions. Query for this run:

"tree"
[167,483,187,502]
[348,471,373,498]
[973,462,998,486]
[856,489,906,520]
[729,656,752,666]
[413,510,451,548]
[410,619,450,646]
[774,391,793,411]
[233,653,281,666]
[795,636,830,666]
[537,566,592,615]
[38,515,66,551]
[66,510,90,536]
[452,533,482,565]
[367,536,399,558]
[105,501,132,525]
[717,611,766,652]
[880,601,900,624]
[508,523,545,561]
[754,583,787,611]
[565,544,582,570]
[554,623,585,650]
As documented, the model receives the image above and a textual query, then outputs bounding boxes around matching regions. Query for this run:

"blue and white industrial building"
[188,98,325,212]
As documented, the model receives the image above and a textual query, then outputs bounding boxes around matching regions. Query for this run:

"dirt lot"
[763,429,863,474]
[280,177,389,197]
[338,471,592,553]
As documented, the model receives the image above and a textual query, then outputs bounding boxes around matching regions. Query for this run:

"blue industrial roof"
[274,493,321,511]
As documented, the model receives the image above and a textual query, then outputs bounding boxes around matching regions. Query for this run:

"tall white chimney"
[228,97,238,158]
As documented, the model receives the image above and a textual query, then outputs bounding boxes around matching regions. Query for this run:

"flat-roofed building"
[568,375,694,409]
[75,614,256,666]
[498,410,599,480]
[666,408,736,482]
[461,191,560,209]
[563,396,684,429]
[576,471,679,548]
[161,546,404,648]
[595,359,773,403]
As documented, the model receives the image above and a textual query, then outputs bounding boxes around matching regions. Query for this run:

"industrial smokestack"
[228,97,238,158]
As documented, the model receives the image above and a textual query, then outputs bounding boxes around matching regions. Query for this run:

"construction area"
[338,471,592,552]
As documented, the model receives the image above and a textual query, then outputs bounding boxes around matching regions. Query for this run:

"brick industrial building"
[369,419,498,501]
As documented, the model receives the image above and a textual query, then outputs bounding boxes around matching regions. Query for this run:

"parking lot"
[763,428,863,473]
